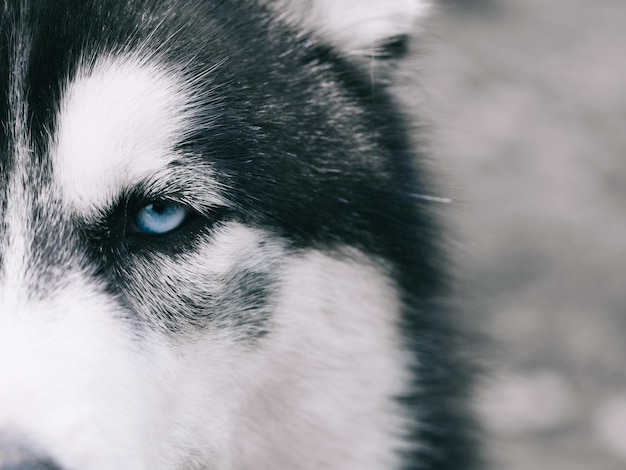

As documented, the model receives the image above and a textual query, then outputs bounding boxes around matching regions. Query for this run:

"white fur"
[272,0,431,53]
[53,57,223,214]
[0,282,167,469]
[231,249,413,469]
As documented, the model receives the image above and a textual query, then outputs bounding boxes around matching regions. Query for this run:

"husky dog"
[0,1,478,469]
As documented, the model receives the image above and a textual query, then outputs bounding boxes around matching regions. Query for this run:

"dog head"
[0,2,465,470]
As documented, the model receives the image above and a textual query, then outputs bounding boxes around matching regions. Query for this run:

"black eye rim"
[78,192,233,263]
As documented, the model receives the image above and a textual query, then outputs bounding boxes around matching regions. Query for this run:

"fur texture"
[0,1,478,469]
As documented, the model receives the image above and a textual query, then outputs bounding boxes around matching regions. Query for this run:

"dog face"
[0,2,477,470]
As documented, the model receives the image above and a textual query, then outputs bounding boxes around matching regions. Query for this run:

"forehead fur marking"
[52,57,195,213]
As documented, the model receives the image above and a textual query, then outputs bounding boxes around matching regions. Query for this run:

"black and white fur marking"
[0,1,479,469]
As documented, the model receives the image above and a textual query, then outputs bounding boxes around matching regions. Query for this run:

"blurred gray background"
[415,1,626,469]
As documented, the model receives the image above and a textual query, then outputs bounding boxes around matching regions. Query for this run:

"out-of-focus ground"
[415,1,626,469]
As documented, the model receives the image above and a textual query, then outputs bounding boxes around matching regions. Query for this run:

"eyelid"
[131,190,225,219]
[130,170,228,216]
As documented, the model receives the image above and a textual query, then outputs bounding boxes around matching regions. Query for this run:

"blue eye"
[133,201,189,235]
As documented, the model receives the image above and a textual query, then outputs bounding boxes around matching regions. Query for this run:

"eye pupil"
[133,201,188,235]
[148,202,167,214]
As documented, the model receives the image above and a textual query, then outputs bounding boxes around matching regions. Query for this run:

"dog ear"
[270,0,431,57]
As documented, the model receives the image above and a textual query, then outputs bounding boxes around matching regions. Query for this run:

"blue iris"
[134,201,188,235]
